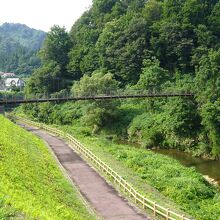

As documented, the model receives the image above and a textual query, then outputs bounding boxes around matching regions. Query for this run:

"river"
[153,149,220,187]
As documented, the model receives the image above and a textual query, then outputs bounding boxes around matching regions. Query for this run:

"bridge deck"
[0,93,194,105]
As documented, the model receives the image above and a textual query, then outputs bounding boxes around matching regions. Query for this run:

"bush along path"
[18,121,148,220]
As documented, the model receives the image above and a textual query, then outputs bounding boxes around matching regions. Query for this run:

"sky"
[0,0,92,32]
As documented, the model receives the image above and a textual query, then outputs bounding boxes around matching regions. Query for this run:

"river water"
[153,149,220,187]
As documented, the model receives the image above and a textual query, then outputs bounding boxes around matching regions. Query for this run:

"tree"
[151,21,195,73]
[26,26,73,95]
[200,100,220,158]
[25,61,61,95]
[142,0,163,24]
[40,26,72,70]
[93,0,117,13]
[68,10,100,79]
[196,49,220,103]
[136,58,169,92]
[195,49,220,158]
[208,1,220,37]
[72,71,119,129]
[97,13,150,84]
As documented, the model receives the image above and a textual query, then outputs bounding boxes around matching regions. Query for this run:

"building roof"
[0,72,16,77]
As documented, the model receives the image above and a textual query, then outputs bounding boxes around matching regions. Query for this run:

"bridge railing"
[17,116,193,220]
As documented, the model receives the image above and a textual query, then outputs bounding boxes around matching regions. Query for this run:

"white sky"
[0,0,92,32]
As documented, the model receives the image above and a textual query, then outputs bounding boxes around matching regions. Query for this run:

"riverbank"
[152,149,220,187]
[114,138,220,188]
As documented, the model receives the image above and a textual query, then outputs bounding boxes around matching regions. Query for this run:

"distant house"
[4,78,25,90]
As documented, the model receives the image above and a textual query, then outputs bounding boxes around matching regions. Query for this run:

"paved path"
[20,123,148,220]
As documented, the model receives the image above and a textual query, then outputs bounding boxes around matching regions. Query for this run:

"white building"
[4,78,25,90]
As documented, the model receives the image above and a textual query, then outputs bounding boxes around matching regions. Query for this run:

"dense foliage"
[25,0,220,157]
[0,23,45,76]
[0,115,96,219]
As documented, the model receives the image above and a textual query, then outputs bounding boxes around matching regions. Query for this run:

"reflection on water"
[152,149,220,186]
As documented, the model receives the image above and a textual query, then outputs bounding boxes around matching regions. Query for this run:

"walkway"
[20,123,148,220]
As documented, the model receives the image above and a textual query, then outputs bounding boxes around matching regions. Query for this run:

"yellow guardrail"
[17,117,192,220]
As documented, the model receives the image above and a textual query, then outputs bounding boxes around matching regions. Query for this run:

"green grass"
[58,121,220,220]
[0,115,96,220]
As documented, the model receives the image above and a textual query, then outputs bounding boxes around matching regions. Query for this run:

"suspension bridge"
[0,91,194,105]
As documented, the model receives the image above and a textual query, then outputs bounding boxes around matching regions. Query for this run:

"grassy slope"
[0,116,96,220]
[58,122,220,220]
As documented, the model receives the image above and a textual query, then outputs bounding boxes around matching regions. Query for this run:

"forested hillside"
[24,0,220,159]
[0,23,46,75]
